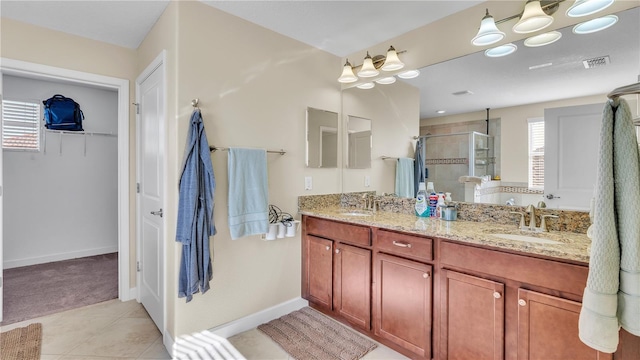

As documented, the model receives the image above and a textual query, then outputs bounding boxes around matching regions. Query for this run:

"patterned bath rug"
[1,323,43,360]
[258,307,377,360]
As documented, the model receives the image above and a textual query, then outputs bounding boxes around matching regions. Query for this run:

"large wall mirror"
[306,107,338,168]
[346,115,372,169]
[343,5,638,210]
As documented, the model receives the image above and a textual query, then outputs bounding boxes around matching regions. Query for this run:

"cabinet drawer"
[376,230,433,262]
[306,217,371,247]
[440,241,588,296]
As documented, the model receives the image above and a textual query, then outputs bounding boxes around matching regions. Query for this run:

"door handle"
[546,194,561,200]
[150,209,163,217]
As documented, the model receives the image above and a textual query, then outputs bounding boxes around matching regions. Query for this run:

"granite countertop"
[300,206,592,264]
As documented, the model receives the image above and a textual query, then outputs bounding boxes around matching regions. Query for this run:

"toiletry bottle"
[415,182,429,217]
[428,192,438,217]
[445,192,452,202]
[436,192,445,218]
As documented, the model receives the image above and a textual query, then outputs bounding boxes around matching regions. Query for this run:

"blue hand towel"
[228,148,269,240]
[395,157,415,198]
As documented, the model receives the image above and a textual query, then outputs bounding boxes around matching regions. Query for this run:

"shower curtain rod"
[209,146,286,155]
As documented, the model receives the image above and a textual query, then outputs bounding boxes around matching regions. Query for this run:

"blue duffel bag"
[43,94,84,131]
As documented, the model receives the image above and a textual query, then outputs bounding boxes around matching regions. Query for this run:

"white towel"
[395,158,415,198]
[579,98,640,352]
[227,148,269,240]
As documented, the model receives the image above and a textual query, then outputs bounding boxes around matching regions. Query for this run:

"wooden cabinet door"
[441,270,505,360]
[304,235,333,310]
[334,243,371,330]
[517,288,612,360]
[375,253,432,359]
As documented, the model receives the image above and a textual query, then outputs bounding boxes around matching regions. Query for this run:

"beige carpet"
[258,307,377,360]
[0,323,43,360]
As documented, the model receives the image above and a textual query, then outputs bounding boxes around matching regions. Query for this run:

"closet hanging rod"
[381,156,413,161]
[209,146,286,155]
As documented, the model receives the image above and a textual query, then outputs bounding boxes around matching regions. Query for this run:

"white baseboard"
[3,246,119,269]
[209,297,309,338]
[123,287,137,302]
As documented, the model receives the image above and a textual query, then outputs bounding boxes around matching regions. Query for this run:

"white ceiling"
[2,1,638,119]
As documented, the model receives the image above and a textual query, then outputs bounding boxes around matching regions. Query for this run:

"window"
[2,99,41,151]
[528,118,544,189]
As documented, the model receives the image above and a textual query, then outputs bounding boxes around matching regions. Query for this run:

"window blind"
[528,118,545,189]
[2,99,41,151]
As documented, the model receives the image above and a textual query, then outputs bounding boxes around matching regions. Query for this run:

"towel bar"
[209,146,286,155]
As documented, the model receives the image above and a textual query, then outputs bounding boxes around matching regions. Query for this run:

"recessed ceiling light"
[485,43,517,58]
[573,15,618,34]
[397,69,420,79]
[375,77,396,85]
[356,82,375,90]
[436,110,446,114]
[524,31,562,47]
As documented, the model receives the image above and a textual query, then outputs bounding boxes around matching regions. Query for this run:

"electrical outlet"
[364,175,370,187]
[305,176,313,190]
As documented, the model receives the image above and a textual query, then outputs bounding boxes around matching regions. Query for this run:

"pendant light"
[381,46,405,72]
[524,31,562,47]
[357,52,379,78]
[566,0,614,17]
[337,59,357,83]
[513,0,554,34]
[357,82,375,90]
[572,15,618,34]
[485,43,518,57]
[472,9,506,46]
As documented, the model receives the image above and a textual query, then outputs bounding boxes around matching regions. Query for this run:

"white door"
[544,103,603,210]
[137,58,165,332]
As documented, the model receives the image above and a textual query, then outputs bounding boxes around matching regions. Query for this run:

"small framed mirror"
[347,115,372,169]
[306,107,338,168]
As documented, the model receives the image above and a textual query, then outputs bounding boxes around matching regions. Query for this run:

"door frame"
[135,50,167,335]
[0,58,132,301]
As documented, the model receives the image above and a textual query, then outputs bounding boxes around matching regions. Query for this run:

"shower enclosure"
[422,131,495,201]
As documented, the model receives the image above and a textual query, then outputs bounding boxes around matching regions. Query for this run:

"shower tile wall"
[420,118,501,202]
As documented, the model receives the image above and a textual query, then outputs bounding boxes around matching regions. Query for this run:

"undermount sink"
[339,211,372,217]
[490,233,562,245]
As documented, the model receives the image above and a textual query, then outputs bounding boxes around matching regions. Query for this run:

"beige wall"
[422,94,640,183]
[0,17,139,288]
[137,1,341,337]
[342,81,420,195]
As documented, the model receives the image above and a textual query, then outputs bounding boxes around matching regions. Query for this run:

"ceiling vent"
[583,56,610,69]
[452,90,474,96]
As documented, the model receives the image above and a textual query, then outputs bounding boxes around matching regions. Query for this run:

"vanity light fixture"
[513,0,554,34]
[338,59,358,83]
[485,43,518,57]
[524,30,562,47]
[566,0,615,17]
[572,14,618,34]
[375,76,397,85]
[380,46,405,71]
[397,69,420,79]
[358,52,380,78]
[471,9,506,46]
[338,45,411,86]
[357,82,375,90]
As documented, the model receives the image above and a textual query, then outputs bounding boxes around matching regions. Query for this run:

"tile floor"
[1,299,409,359]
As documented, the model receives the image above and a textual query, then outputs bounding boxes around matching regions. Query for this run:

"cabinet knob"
[423,273,430,279]
[325,246,330,251]
[493,292,501,299]
[518,299,527,306]
[335,249,340,254]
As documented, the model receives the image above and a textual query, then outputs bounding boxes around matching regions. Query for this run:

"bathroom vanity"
[300,207,639,360]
